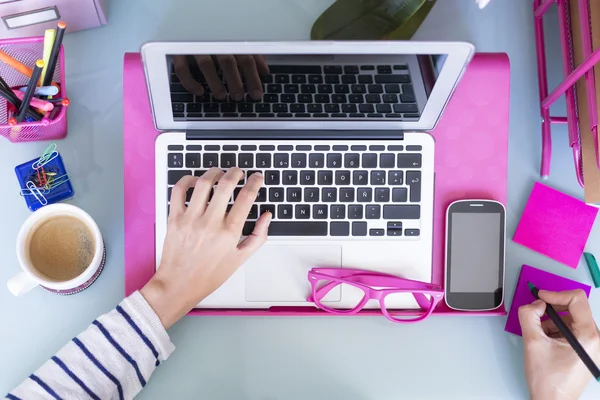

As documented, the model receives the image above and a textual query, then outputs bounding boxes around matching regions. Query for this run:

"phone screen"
[445,201,505,310]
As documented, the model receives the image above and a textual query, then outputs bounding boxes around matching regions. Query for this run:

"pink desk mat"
[124,52,510,316]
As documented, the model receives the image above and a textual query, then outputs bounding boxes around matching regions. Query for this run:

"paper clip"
[45,174,69,190]
[31,143,58,170]
[24,181,48,205]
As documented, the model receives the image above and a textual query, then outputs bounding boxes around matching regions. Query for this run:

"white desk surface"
[1,0,600,398]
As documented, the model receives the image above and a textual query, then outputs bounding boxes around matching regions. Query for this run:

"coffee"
[27,215,95,281]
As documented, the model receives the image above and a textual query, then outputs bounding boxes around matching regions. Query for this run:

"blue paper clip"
[31,143,58,170]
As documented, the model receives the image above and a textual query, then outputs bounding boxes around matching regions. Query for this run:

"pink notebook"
[123,53,510,316]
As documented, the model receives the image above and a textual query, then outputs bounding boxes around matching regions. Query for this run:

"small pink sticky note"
[505,265,591,336]
[513,182,598,268]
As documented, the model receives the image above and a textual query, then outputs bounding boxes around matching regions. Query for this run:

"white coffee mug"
[8,204,106,296]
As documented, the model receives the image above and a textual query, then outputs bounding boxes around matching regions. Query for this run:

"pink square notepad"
[505,265,591,336]
[513,182,598,269]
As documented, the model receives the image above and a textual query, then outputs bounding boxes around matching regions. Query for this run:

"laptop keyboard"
[170,64,420,120]
[166,142,423,238]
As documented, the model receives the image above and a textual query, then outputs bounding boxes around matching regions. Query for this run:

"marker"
[40,29,56,85]
[528,282,600,381]
[18,85,59,96]
[42,21,66,87]
[17,60,44,122]
[0,49,33,78]
[0,85,42,121]
[12,89,54,111]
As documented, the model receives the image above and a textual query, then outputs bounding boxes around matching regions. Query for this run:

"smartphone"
[445,200,506,311]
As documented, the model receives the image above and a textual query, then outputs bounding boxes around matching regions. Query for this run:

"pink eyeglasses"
[307,268,444,324]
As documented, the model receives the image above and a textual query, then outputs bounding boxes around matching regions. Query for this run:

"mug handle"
[7,271,38,296]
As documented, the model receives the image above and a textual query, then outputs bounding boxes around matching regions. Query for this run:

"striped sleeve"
[5,291,175,400]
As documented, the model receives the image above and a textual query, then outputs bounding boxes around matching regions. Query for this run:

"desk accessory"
[0,36,67,142]
[584,252,600,288]
[15,144,74,211]
[528,282,600,381]
[513,182,598,269]
[505,265,591,336]
[16,59,43,122]
[41,21,65,88]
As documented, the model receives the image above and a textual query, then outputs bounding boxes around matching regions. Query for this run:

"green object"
[584,252,600,288]
[311,0,438,41]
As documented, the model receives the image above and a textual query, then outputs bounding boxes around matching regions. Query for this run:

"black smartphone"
[444,200,506,311]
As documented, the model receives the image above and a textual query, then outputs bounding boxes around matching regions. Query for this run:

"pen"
[0,49,33,78]
[42,21,66,87]
[528,282,600,381]
[16,60,44,122]
[11,89,54,111]
[0,85,42,121]
[18,85,59,96]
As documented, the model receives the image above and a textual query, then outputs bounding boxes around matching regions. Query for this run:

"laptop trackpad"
[245,244,342,302]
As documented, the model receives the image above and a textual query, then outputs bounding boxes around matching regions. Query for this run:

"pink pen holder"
[0,37,67,143]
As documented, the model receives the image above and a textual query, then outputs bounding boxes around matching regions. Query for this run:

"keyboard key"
[407,171,421,202]
[330,205,346,219]
[339,187,355,202]
[375,75,411,83]
[292,75,306,84]
[313,204,328,219]
[366,94,381,103]
[377,103,392,113]
[269,187,284,202]
[342,104,357,113]
[330,222,350,236]
[366,205,381,219]
[278,205,293,219]
[388,145,403,151]
[304,187,320,202]
[265,171,280,185]
[392,188,408,202]
[377,65,392,74]
[405,229,420,237]
[205,145,220,151]
[349,205,364,220]
[281,94,296,103]
[300,170,315,185]
[168,170,191,185]
[259,221,328,236]
[172,94,193,102]
[370,229,385,236]
[223,145,238,151]
[221,153,236,168]
[278,113,293,118]
[383,205,420,219]
[327,153,342,168]
[273,104,288,113]
[394,104,419,113]
[359,104,375,113]
[316,94,330,103]
[387,225,403,236]
[325,75,340,84]
[274,153,289,168]
[260,204,276,218]
[307,104,323,113]
[385,84,401,93]
[353,170,368,185]
[269,65,322,74]
[296,204,311,219]
[335,171,351,185]
[238,153,254,168]
[375,188,390,202]
[309,153,325,168]
[257,153,272,168]
[345,153,360,168]
[185,153,200,168]
[342,75,356,84]
[325,104,340,113]
[172,103,185,113]
[362,153,378,168]
[322,187,337,202]
[349,94,364,103]
[309,75,323,84]
[187,145,203,151]
[368,84,384,94]
[168,153,184,168]
[263,94,279,103]
[332,94,347,103]
[282,171,298,185]
[194,170,207,177]
[370,145,385,151]
[276,75,290,84]
[388,171,404,185]
[406,145,422,151]
[351,84,367,94]
[334,85,350,94]
[398,154,422,168]
[324,66,343,74]
[318,170,333,185]
[255,104,271,113]
[256,188,267,202]
[383,94,398,103]
[401,84,416,103]
[380,153,395,168]
[371,170,386,185]
[298,94,313,103]
[267,84,283,93]
[358,75,374,84]
[317,84,333,94]
[248,205,258,219]
[290,104,305,113]
[351,221,367,237]
[357,188,373,202]
[301,85,316,94]
[289,153,306,168]
[344,65,359,74]
[360,65,375,71]
[203,153,218,168]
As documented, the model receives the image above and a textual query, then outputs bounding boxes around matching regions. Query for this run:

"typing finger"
[188,168,223,215]
[237,211,271,260]
[518,300,547,341]
[236,55,263,100]
[254,55,270,76]
[173,55,204,96]
[195,55,226,100]
[169,175,198,218]
[538,290,595,331]
[217,55,244,101]
[227,172,263,227]
[206,168,244,217]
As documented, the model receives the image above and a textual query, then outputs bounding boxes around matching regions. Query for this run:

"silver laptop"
[142,41,474,309]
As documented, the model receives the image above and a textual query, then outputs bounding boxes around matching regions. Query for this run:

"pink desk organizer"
[0,37,67,143]
[124,52,510,317]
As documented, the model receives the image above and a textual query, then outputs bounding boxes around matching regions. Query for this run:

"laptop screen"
[167,53,447,122]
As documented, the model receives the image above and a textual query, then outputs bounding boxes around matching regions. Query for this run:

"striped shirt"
[5,291,175,400]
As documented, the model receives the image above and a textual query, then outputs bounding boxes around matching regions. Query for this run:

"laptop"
[142,41,474,310]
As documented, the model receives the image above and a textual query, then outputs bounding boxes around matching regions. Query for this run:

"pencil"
[16,60,44,122]
[528,282,600,381]
[0,49,33,78]
[42,21,66,87]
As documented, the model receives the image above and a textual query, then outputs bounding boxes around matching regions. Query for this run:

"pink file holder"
[0,36,67,143]
[534,0,600,186]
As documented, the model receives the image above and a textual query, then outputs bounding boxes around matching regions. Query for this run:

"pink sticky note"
[513,182,598,268]
[505,265,591,336]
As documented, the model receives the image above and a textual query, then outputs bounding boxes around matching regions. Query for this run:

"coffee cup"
[8,204,105,296]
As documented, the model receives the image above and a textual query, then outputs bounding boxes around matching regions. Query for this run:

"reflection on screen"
[167,53,445,121]
[450,213,502,293]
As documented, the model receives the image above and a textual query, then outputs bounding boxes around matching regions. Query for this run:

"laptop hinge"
[185,130,404,140]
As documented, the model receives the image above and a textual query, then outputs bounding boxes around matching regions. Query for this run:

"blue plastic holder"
[15,152,74,211]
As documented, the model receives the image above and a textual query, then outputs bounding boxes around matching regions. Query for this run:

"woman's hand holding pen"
[519,290,600,400]
[140,168,271,330]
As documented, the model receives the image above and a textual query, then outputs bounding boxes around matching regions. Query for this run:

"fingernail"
[215,91,227,100]
[233,93,244,102]
[252,90,262,100]
[253,171,263,177]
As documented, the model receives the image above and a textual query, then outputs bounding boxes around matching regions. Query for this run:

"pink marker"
[11,89,54,112]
